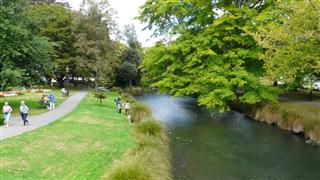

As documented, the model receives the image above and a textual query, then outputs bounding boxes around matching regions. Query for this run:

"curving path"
[0,90,88,141]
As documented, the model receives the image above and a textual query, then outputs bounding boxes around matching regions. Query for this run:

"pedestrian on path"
[2,102,12,127]
[20,101,29,125]
[48,93,55,110]
[125,101,130,115]
[114,97,122,114]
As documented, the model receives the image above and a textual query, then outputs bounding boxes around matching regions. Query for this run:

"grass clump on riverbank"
[0,91,134,179]
[235,100,320,143]
[104,97,172,180]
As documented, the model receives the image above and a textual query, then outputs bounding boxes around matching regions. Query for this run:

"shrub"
[130,102,152,123]
[111,87,123,94]
[106,158,152,180]
[0,117,4,125]
[93,91,107,104]
[121,93,135,103]
[128,87,144,96]
[0,94,4,98]
[136,119,162,136]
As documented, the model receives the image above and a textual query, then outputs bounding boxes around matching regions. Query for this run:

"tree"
[254,0,320,100]
[94,91,107,104]
[140,1,277,111]
[117,61,138,88]
[0,0,53,89]
[29,3,76,87]
[73,0,118,89]
[116,25,142,87]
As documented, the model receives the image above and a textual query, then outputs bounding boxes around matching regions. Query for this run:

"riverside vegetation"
[105,91,172,180]
[0,90,171,179]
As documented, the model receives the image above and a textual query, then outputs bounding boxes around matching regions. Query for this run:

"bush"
[128,87,144,96]
[130,102,152,123]
[136,119,162,136]
[93,91,107,104]
[121,93,135,103]
[0,94,4,98]
[106,158,152,180]
[0,117,4,126]
[111,87,123,94]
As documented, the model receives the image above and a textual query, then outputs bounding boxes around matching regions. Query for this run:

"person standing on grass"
[20,101,29,125]
[2,102,12,127]
[125,101,130,115]
[117,99,122,114]
[48,93,55,110]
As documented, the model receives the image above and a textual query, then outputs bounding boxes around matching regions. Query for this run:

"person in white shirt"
[125,101,130,115]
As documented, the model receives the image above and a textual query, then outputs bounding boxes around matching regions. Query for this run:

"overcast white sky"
[57,0,155,47]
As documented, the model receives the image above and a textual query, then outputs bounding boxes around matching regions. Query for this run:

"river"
[139,94,320,180]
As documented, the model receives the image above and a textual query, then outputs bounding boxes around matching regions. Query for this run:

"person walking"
[117,100,122,114]
[2,102,12,127]
[125,101,130,115]
[48,93,55,110]
[20,101,29,125]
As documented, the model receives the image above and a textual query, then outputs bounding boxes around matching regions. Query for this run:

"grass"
[130,102,152,123]
[104,98,171,180]
[0,89,76,116]
[0,91,134,179]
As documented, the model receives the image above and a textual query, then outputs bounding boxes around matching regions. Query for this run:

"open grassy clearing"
[0,89,76,116]
[0,91,134,179]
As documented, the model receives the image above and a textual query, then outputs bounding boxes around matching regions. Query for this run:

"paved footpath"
[0,90,88,141]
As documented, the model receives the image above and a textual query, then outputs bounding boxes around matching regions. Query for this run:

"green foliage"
[130,102,152,123]
[117,61,138,87]
[121,93,135,103]
[0,117,4,126]
[0,0,54,88]
[93,91,107,104]
[73,0,119,89]
[135,118,162,136]
[140,5,277,112]
[254,0,320,86]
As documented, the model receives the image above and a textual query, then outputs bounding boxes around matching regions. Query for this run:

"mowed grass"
[0,89,75,116]
[0,91,134,179]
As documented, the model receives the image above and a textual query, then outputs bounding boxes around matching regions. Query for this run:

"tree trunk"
[129,79,132,88]
[309,79,313,101]
[57,76,65,88]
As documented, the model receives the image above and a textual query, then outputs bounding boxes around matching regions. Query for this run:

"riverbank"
[0,91,134,179]
[233,99,320,145]
[104,93,172,180]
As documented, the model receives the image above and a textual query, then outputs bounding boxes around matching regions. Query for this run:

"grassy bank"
[0,89,75,116]
[0,91,134,179]
[233,101,320,144]
[104,93,172,180]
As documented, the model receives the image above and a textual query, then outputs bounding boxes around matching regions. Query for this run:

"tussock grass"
[103,95,172,180]
[121,93,135,103]
[248,103,320,142]
[130,102,152,123]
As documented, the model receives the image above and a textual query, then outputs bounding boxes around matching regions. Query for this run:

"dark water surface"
[139,94,320,180]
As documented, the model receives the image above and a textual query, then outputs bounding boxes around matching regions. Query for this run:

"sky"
[57,0,155,47]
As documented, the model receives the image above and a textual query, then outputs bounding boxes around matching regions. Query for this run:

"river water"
[139,94,320,180]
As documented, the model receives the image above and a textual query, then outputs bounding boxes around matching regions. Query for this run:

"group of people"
[114,97,130,115]
[41,93,56,110]
[2,93,56,127]
[2,101,29,127]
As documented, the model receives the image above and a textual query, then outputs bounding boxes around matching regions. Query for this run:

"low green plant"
[111,87,123,94]
[128,87,144,96]
[121,93,135,103]
[106,158,152,180]
[130,102,152,123]
[93,91,107,104]
[0,117,4,126]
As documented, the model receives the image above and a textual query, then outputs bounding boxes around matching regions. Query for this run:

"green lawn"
[0,89,75,116]
[0,91,134,179]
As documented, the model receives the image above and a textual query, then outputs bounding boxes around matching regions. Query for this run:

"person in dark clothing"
[20,101,29,125]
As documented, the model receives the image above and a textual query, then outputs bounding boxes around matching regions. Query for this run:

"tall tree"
[254,0,320,100]
[73,0,118,88]
[140,0,277,111]
[29,3,76,87]
[0,0,53,90]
